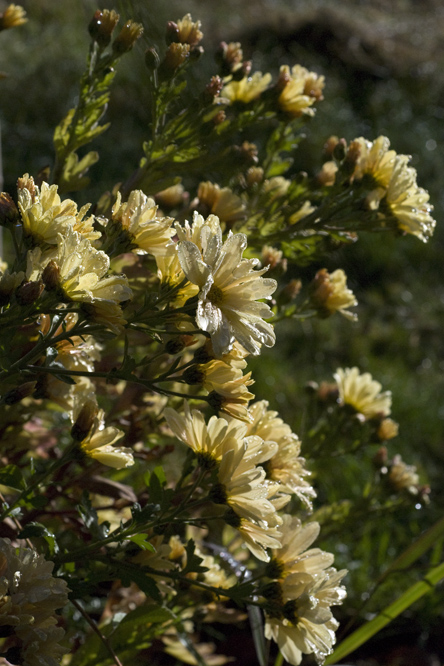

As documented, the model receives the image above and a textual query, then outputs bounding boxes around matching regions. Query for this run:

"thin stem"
[70,598,124,666]
[273,651,284,666]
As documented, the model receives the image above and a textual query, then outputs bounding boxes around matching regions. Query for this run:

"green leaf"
[128,534,156,552]
[325,562,444,665]
[18,522,59,555]
[0,464,25,490]
[77,492,109,540]
[181,539,208,576]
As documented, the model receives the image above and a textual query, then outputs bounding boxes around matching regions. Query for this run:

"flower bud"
[332,139,347,162]
[205,75,223,99]
[279,279,302,304]
[3,381,36,405]
[215,41,243,75]
[145,47,160,72]
[324,135,340,157]
[16,280,44,305]
[246,166,264,187]
[373,446,388,468]
[42,260,60,291]
[213,110,226,126]
[0,192,19,227]
[165,337,185,355]
[182,365,205,385]
[165,20,180,44]
[112,20,143,55]
[377,418,399,441]
[88,9,120,47]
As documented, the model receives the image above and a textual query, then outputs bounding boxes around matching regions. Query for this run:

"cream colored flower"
[17,175,99,245]
[186,359,254,423]
[177,214,276,356]
[197,182,246,225]
[352,135,397,187]
[334,366,391,419]
[264,516,347,666]
[112,190,175,255]
[222,72,272,104]
[278,65,324,118]
[246,401,315,509]
[78,406,134,469]
[164,405,282,560]
[310,268,358,321]
[384,157,435,241]
[0,538,68,666]
[164,402,247,466]
[28,226,132,332]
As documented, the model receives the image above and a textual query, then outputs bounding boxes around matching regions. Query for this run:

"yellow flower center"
[207,284,224,306]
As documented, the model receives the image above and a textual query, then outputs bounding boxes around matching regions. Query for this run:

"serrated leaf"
[181,539,208,576]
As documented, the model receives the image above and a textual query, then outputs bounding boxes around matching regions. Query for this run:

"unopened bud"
[88,9,120,47]
[373,446,388,468]
[276,68,291,92]
[112,20,143,55]
[213,110,226,126]
[324,135,340,157]
[163,42,190,70]
[332,138,347,162]
[280,278,302,303]
[232,60,251,81]
[0,192,19,227]
[71,401,98,441]
[206,75,223,99]
[317,381,339,403]
[42,260,60,291]
[4,381,36,405]
[316,161,338,187]
[377,418,399,441]
[0,270,24,306]
[16,280,44,305]
[345,141,362,167]
[193,345,213,364]
[246,167,264,187]
[182,365,205,385]
[165,20,180,44]
[145,47,160,72]
[165,337,185,355]
[155,183,185,209]
[309,269,333,312]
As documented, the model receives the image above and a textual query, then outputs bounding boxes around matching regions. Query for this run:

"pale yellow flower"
[384,156,435,241]
[246,401,315,509]
[27,226,132,332]
[187,359,254,423]
[112,190,175,255]
[176,13,203,47]
[262,176,291,199]
[164,402,247,466]
[197,182,246,225]
[177,214,276,356]
[222,72,272,104]
[18,176,99,245]
[334,366,391,419]
[164,405,282,560]
[278,65,324,118]
[353,135,397,187]
[79,407,134,469]
[0,4,27,29]
[0,538,68,666]
[264,516,347,666]
[310,268,358,321]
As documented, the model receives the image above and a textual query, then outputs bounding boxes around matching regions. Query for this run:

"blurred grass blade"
[325,561,444,665]
[378,515,444,584]
[248,604,268,666]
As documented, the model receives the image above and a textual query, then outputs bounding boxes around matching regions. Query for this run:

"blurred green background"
[1,1,443,663]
